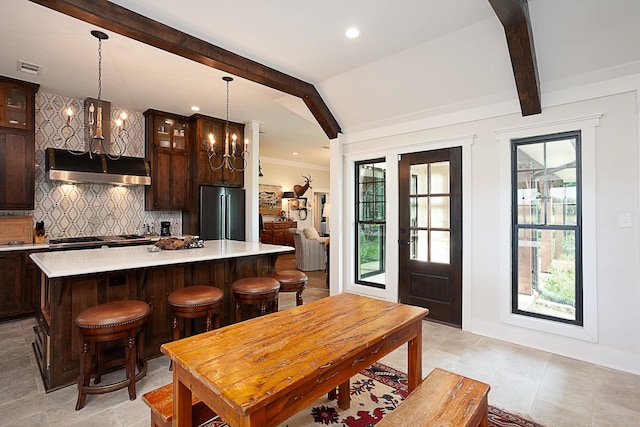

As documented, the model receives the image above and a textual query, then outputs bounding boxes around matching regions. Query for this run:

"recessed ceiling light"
[292,152,299,156]
[345,27,360,39]
[191,106,200,112]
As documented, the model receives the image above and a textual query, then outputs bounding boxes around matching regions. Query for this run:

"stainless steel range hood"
[45,147,151,186]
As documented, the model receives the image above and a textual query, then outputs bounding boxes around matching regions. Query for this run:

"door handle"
[398,239,410,245]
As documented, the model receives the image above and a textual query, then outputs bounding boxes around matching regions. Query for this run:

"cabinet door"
[0,129,35,209]
[145,111,190,211]
[0,81,35,130]
[171,152,188,209]
[272,226,286,245]
[196,118,223,184]
[222,122,245,187]
[147,150,171,209]
[23,251,44,315]
[153,116,188,151]
[0,252,23,318]
[197,118,244,187]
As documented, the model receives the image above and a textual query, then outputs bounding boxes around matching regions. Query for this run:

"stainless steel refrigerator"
[199,185,246,240]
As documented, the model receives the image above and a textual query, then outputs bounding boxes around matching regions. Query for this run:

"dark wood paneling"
[35,253,277,391]
[489,0,541,116]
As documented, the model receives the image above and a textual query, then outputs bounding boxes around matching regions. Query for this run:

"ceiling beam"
[488,0,541,116]
[28,0,342,139]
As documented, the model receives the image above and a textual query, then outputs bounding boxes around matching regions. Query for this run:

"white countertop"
[29,240,293,278]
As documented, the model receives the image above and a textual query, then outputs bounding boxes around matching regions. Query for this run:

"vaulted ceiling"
[2,0,639,165]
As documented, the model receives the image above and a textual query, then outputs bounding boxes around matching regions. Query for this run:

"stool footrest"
[81,360,148,396]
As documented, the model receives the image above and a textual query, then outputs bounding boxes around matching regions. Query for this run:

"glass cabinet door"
[155,116,187,150]
[1,83,28,128]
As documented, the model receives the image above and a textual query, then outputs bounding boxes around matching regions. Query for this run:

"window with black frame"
[511,131,583,325]
[355,159,386,288]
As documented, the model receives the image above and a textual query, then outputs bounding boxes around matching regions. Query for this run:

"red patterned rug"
[203,363,547,426]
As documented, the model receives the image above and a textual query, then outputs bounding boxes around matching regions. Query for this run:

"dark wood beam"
[488,0,541,116]
[28,0,341,139]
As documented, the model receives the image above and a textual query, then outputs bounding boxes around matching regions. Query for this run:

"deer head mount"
[293,175,312,198]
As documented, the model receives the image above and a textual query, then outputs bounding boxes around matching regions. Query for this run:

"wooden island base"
[31,242,289,391]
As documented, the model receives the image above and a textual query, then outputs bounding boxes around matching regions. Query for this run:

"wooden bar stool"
[75,300,151,410]
[168,285,224,340]
[271,270,308,306]
[232,277,280,322]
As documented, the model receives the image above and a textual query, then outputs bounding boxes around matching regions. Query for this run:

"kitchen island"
[30,240,292,391]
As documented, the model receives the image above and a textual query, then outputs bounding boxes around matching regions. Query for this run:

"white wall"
[335,77,640,375]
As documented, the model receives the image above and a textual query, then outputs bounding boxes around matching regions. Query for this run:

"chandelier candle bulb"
[66,106,73,125]
[89,103,94,126]
[96,105,103,138]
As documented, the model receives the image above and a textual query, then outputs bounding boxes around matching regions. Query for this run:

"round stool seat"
[270,270,308,306]
[76,300,151,331]
[232,277,280,295]
[75,300,151,410]
[168,285,223,308]
[168,286,224,342]
[232,277,280,322]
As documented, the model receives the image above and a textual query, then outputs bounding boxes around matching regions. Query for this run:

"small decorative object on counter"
[153,236,203,250]
[34,221,46,243]
[185,238,205,249]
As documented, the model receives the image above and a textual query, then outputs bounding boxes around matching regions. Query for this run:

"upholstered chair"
[288,227,328,271]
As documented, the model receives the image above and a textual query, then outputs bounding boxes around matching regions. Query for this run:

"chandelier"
[61,30,127,160]
[207,76,249,171]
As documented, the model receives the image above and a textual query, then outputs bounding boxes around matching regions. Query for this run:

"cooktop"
[48,234,153,250]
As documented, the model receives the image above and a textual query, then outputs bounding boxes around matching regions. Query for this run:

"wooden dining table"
[161,292,429,427]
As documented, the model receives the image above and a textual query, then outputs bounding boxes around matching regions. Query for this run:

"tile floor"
[1,285,639,426]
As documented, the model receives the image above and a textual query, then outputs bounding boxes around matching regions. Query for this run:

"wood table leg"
[407,322,423,392]
[173,367,192,427]
[337,379,350,409]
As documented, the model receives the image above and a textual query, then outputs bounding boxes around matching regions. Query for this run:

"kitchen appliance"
[45,147,151,186]
[47,234,152,250]
[199,185,245,241]
[160,221,171,236]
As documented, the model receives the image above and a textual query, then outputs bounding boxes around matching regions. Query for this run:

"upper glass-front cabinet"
[153,115,188,151]
[0,77,38,130]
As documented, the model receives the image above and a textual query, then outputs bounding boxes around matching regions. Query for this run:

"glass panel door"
[409,161,451,264]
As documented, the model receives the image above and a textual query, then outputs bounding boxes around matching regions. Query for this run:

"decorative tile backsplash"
[0,91,181,238]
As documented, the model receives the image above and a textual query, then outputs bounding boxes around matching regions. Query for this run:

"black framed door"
[398,147,462,326]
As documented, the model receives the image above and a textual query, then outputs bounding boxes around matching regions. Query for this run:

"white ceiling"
[1,0,639,166]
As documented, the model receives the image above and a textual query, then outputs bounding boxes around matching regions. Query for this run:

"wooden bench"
[142,383,215,427]
[377,368,491,427]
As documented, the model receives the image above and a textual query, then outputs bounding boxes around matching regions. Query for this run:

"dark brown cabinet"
[144,109,190,211]
[183,114,245,235]
[0,249,44,320]
[191,115,245,188]
[261,221,296,247]
[0,76,39,210]
[0,252,23,318]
